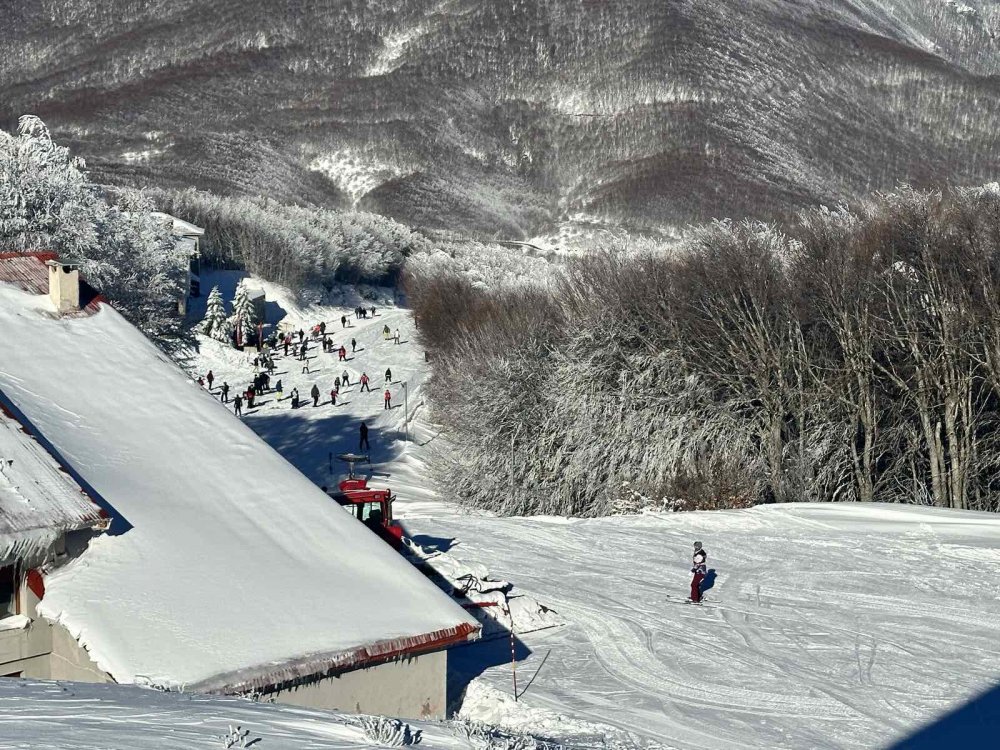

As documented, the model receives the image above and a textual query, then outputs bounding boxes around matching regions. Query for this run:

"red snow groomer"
[326,453,404,550]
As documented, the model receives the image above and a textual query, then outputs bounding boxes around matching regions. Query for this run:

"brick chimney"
[46,259,81,313]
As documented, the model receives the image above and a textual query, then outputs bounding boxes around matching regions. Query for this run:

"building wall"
[0,619,51,677]
[47,622,110,682]
[0,566,109,682]
[265,650,448,720]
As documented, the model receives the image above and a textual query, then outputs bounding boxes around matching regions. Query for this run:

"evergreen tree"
[230,281,257,346]
[200,285,232,343]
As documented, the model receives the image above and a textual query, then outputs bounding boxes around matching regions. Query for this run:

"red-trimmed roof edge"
[190,621,481,695]
[0,252,59,261]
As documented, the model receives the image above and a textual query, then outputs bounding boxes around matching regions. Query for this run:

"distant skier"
[221,382,230,403]
[338,345,347,362]
[370,306,376,317]
[283,337,289,357]
[341,315,347,329]
[334,375,341,390]
[384,389,392,409]
[351,337,357,353]
[342,370,350,387]
[291,388,300,409]
[247,386,256,409]
[311,383,320,407]
[197,375,205,387]
[393,329,400,345]
[385,367,392,384]
[383,324,390,339]
[690,541,707,604]
[319,321,326,336]
[206,370,214,390]
[275,379,283,399]
[330,388,338,406]
[359,421,370,452]
[360,373,371,392]
[233,395,243,417]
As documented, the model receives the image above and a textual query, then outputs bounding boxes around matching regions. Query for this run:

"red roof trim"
[0,252,58,261]
[194,621,481,695]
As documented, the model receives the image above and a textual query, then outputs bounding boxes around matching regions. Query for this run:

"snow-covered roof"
[174,236,198,256]
[0,282,478,692]
[151,212,205,238]
[0,405,104,565]
[245,287,265,301]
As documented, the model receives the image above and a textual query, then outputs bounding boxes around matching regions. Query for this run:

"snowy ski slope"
[175,276,1000,749]
[0,274,990,748]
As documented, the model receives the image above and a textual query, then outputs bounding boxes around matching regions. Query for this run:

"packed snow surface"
[177,277,1000,748]
[0,284,477,691]
[0,678,456,749]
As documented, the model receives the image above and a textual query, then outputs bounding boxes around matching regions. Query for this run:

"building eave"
[189,621,481,695]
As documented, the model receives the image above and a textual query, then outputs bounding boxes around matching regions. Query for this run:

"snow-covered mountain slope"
[5,0,1000,235]
[179,278,1000,749]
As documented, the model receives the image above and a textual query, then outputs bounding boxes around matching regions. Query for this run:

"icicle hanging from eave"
[0,526,60,569]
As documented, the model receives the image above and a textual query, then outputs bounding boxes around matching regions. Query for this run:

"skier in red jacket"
[384,389,392,409]
[690,541,707,603]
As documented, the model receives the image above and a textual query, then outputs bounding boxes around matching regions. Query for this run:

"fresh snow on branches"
[199,285,232,342]
[409,187,1000,516]
[0,115,186,334]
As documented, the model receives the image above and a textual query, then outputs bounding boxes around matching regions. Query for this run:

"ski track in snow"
[178,281,1000,749]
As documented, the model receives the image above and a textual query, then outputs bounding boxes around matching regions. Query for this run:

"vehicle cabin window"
[359,502,383,523]
[0,567,16,619]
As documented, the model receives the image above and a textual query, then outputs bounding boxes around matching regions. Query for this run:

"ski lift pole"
[504,598,518,701]
[403,381,409,442]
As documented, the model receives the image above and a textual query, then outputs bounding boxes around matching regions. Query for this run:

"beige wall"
[0,571,109,681]
[266,650,448,720]
[47,623,110,682]
[0,620,51,677]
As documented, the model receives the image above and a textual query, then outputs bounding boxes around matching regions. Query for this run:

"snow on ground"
[179,276,1000,748]
[0,678,459,749]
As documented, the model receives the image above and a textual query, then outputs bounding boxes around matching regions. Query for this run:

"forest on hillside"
[408,186,1000,516]
[4,0,1000,237]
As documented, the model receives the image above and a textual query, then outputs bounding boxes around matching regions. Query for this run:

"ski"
[664,594,720,608]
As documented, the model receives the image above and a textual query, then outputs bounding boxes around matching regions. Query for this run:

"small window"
[0,567,16,619]
[359,502,383,523]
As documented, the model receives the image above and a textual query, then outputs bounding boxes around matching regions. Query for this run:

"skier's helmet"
[693,541,703,551]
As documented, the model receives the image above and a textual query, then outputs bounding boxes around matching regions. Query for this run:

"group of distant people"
[197,307,405,416]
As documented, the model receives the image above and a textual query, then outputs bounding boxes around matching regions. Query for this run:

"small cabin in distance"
[151,212,204,316]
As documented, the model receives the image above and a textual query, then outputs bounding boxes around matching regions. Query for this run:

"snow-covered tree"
[229,281,257,345]
[0,115,186,335]
[199,286,232,343]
